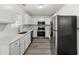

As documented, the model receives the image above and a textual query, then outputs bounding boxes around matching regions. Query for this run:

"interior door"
[57,16,77,55]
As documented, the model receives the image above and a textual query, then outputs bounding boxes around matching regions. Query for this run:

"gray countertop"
[0,30,32,45]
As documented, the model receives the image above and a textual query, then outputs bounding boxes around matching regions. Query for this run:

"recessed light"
[38,4,44,8]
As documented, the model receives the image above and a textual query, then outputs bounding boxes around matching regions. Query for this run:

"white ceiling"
[20,4,65,16]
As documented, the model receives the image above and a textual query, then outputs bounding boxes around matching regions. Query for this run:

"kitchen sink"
[18,31,27,34]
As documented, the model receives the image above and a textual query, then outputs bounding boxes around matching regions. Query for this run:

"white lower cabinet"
[24,35,28,50]
[9,31,31,55]
[33,30,37,37]
[10,46,19,55]
[9,40,20,55]
[24,32,31,51]
[19,37,25,55]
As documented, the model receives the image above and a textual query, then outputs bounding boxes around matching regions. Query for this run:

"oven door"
[37,31,45,37]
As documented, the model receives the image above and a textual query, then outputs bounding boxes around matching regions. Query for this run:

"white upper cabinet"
[0,15,17,23]
[0,5,26,23]
[23,15,32,24]
[0,4,31,24]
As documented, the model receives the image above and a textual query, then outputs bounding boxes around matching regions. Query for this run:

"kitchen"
[0,4,79,55]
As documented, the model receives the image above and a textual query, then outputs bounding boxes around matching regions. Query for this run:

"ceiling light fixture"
[38,4,44,8]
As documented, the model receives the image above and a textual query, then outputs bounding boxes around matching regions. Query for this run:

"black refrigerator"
[50,15,77,55]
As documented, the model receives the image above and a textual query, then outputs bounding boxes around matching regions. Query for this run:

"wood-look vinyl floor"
[24,38,51,55]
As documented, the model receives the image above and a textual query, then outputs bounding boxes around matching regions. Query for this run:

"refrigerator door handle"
[77,28,79,30]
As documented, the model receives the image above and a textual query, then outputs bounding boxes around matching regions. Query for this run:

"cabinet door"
[19,38,25,55]
[24,32,31,51]
[24,35,28,51]
[57,16,77,55]
[26,33,31,47]
[9,40,20,55]
[33,26,37,37]
[45,26,50,37]
[10,46,19,55]
[27,32,31,42]
[33,30,37,37]
[77,30,79,55]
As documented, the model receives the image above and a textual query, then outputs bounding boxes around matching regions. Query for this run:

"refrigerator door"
[50,16,57,54]
[77,30,79,55]
[57,16,77,55]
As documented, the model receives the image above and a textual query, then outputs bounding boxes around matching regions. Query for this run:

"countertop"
[0,30,32,46]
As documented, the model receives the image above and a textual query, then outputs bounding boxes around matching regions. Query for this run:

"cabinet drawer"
[10,46,19,55]
[20,37,24,44]
[10,39,19,49]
